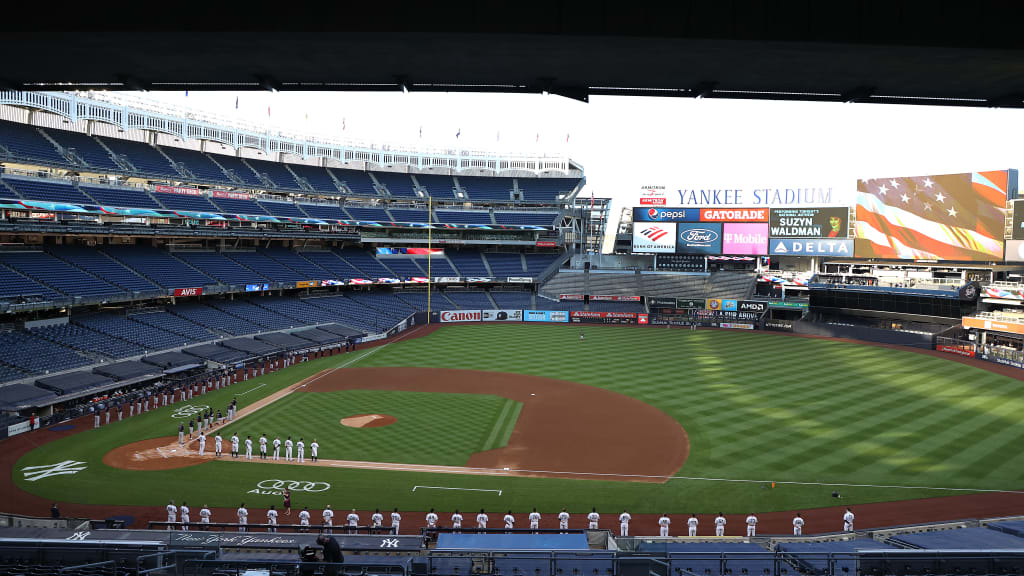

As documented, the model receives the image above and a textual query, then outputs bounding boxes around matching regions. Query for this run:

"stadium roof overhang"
[3,2,1024,108]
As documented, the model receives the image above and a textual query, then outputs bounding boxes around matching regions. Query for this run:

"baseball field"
[6,323,1024,533]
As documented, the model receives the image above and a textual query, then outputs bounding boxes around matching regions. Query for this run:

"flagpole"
[427,194,432,325]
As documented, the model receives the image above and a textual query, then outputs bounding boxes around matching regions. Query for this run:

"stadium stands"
[490,291,533,309]
[523,253,564,276]
[300,251,367,280]
[484,253,526,277]
[258,200,307,218]
[388,208,431,223]
[889,526,1024,549]
[304,294,392,334]
[169,303,262,336]
[395,290,458,311]
[331,168,379,196]
[243,156,303,190]
[204,152,265,188]
[589,300,645,313]
[78,184,163,209]
[707,271,757,300]
[344,206,390,221]
[288,163,342,194]
[225,251,305,283]
[338,249,395,278]
[0,120,67,165]
[299,202,348,220]
[0,251,122,298]
[153,190,219,212]
[413,257,458,277]
[39,126,121,172]
[448,250,491,276]
[157,146,235,185]
[0,260,63,302]
[102,246,213,289]
[517,177,579,203]
[129,311,215,342]
[73,314,189,352]
[34,322,144,359]
[209,194,270,216]
[207,299,301,330]
[495,211,559,226]
[0,330,90,376]
[776,538,896,575]
[2,177,93,204]
[458,175,515,202]
[436,209,493,224]
[445,291,496,309]
[414,173,459,198]
[173,251,269,286]
[379,258,425,279]
[375,172,419,198]
[94,136,179,178]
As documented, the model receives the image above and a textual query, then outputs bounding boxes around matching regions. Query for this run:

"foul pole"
[427,194,431,325]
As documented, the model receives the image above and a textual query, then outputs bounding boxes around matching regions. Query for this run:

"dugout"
[142,351,202,370]
[255,331,311,350]
[182,343,249,364]
[93,360,160,381]
[220,337,281,356]
[292,327,346,344]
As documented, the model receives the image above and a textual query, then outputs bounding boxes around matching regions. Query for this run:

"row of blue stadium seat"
[0,121,579,204]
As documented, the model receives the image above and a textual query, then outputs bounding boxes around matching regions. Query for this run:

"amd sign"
[737,301,768,313]
[439,310,481,323]
[173,287,203,297]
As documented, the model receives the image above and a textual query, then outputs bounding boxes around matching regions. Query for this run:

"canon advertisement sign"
[439,310,481,323]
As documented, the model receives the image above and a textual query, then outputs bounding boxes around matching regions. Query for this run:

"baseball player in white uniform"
[619,510,631,537]
[259,434,268,459]
[426,509,439,529]
[285,437,293,461]
[230,433,239,458]
[322,505,334,533]
[237,503,248,532]
[244,436,253,460]
[272,437,281,460]
[267,505,278,532]
[688,514,698,537]
[200,505,211,525]
[504,511,515,530]
[372,509,384,529]
[299,507,311,532]
[452,510,463,531]
[793,513,804,536]
[198,433,206,456]
[347,509,359,527]
[560,508,571,531]
[477,509,488,529]
[296,438,305,463]
[843,508,854,531]
[180,502,190,531]
[745,513,757,537]
[529,508,541,531]
[659,514,671,537]
[391,508,401,534]
[587,508,599,529]
[215,433,223,457]
[311,439,319,463]
[166,500,177,530]
[715,513,726,536]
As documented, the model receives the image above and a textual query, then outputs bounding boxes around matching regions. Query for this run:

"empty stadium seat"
[387,208,430,223]
[516,177,579,203]
[288,163,342,193]
[495,212,559,227]
[155,146,235,184]
[458,175,515,202]
[47,246,160,293]
[448,251,490,276]
[299,203,348,220]
[102,246,214,289]
[330,168,380,196]
[205,153,265,188]
[258,200,307,218]
[444,291,496,309]
[485,253,526,276]
[0,251,122,298]
[95,136,179,178]
[375,172,419,198]
[40,127,121,172]
[3,177,93,204]
[153,191,220,212]
[436,210,493,224]
[0,121,66,165]
[79,184,162,209]
[414,174,459,198]
[174,252,269,286]
[245,156,304,190]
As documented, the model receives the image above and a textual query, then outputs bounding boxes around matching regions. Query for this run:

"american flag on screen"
[854,171,1007,261]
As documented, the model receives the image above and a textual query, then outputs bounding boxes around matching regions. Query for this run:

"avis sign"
[173,287,203,297]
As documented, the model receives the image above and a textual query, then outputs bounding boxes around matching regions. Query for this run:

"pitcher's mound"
[341,414,396,428]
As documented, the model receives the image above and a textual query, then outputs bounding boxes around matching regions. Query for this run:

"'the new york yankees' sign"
[22,460,88,482]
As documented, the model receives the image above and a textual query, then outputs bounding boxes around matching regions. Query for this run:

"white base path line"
[236,383,267,396]
[413,485,502,496]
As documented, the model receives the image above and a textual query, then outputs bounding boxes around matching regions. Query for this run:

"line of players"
[181,429,321,463]
[163,501,857,536]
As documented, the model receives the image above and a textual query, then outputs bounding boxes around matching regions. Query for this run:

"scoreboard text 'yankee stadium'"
[675,187,833,206]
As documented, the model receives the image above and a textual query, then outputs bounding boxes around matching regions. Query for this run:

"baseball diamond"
[6,323,1024,536]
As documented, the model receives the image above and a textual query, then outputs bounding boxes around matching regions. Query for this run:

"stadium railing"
[182,559,400,576]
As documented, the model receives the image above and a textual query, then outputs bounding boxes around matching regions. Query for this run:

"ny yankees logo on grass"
[249,479,331,495]
[171,405,209,419]
[22,460,88,482]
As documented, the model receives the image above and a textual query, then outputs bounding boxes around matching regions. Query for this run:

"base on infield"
[341,414,397,428]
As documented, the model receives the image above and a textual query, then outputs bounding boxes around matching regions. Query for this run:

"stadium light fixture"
[395,75,410,94]
[257,76,282,93]
[692,82,717,99]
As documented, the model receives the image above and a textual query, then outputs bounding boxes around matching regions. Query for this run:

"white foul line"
[236,383,267,396]
[413,485,502,496]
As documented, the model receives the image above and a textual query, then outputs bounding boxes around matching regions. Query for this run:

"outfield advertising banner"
[590,295,641,302]
[769,238,854,257]
[440,310,481,323]
[570,311,639,324]
[737,301,768,313]
[706,299,738,311]
[1014,200,1024,240]
[433,277,463,283]
[937,344,976,357]
[1005,240,1024,263]
[769,207,848,238]
[676,223,723,255]
[722,223,769,255]
[700,208,768,222]
[482,309,523,322]
[524,310,569,323]
[633,207,700,223]
[764,319,795,332]
[719,322,755,330]
[632,222,677,253]
[963,315,1024,335]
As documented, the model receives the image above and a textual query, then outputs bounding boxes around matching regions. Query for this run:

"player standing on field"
[715,513,726,536]
[560,508,571,531]
[688,514,698,536]
[198,433,206,456]
[504,510,515,531]
[745,513,757,537]
[296,438,305,463]
[587,507,599,530]
[372,509,383,530]
[322,505,334,534]
[619,509,631,537]
[180,502,190,531]
[659,513,670,536]
[272,436,281,460]
[267,505,278,532]
[244,435,253,460]
[452,509,463,531]
[285,436,293,461]
[391,508,401,534]
[298,507,311,532]
[426,508,438,529]
[259,434,268,459]
[230,433,239,458]
[166,500,177,531]
[793,513,804,535]
[477,509,488,529]
[200,505,211,526]
[237,503,248,532]
[843,508,855,531]
[529,508,541,531]
[311,438,319,462]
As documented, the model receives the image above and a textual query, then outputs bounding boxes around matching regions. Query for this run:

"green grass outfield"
[13,324,1024,515]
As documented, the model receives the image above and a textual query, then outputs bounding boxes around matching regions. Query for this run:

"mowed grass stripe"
[481,398,518,452]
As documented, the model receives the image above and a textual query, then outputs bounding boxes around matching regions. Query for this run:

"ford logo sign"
[682,228,718,243]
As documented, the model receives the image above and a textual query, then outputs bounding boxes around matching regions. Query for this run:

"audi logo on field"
[249,479,331,495]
